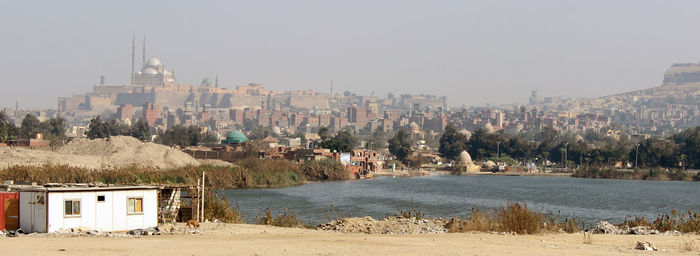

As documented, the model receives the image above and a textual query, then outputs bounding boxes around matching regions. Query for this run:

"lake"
[223,175,699,226]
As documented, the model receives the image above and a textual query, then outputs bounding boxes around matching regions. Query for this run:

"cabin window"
[64,200,81,216]
[97,195,106,202]
[127,198,143,214]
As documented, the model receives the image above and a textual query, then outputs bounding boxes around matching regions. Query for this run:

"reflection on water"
[223,175,699,226]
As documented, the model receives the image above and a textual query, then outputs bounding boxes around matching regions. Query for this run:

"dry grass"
[204,190,244,223]
[0,159,306,189]
[616,210,700,233]
[652,209,700,233]
[255,208,308,228]
[682,236,697,251]
[445,203,578,235]
[395,208,425,220]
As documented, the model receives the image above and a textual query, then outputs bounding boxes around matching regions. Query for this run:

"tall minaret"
[330,80,334,98]
[131,35,135,85]
[215,74,219,88]
[142,36,146,66]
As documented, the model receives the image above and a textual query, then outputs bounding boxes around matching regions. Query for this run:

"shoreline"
[2,223,697,255]
[373,169,573,178]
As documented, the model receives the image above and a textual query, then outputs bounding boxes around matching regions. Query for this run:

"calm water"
[223,175,699,226]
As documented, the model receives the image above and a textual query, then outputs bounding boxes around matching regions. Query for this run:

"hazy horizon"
[2,0,700,110]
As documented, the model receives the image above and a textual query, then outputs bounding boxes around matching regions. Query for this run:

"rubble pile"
[1,227,164,238]
[318,216,448,234]
[591,221,670,235]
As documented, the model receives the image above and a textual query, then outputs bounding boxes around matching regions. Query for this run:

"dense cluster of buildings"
[3,42,698,153]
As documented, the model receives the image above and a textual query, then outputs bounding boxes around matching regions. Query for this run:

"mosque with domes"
[133,57,176,87]
[57,37,331,114]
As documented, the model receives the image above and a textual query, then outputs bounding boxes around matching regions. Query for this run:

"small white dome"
[142,68,158,75]
[410,122,420,133]
[458,151,473,165]
[483,123,495,133]
[135,71,142,75]
[458,129,472,140]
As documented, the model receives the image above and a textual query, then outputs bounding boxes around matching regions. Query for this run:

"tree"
[20,114,41,139]
[632,138,678,168]
[466,129,505,160]
[318,126,330,141]
[318,130,357,152]
[438,123,468,160]
[388,129,412,163]
[365,127,387,150]
[156,125,218,147]
[86,117,128,139]
[248,126,273,140]
[0,111,16,142]
[86,116,109,139]
[47,117,66,138]
[130,120,150,141]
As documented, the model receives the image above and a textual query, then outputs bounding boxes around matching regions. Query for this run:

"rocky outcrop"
[662,63,700,86]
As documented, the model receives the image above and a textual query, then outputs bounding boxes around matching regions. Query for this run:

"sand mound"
[0,136,200,170]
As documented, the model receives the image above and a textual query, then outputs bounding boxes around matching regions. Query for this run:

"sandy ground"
[1,223,698,256]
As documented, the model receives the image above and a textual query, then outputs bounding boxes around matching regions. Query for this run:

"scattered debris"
[592,221,623,234]
[318,216,447,234]
[591,221,665,235]
[634,241,658,251]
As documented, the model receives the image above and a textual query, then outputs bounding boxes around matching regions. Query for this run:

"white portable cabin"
[19,185,158,233]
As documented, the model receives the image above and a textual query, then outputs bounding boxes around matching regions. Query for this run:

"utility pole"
[496,141,501,158]
[563,142,568,169]
[196,178,200,222]
[635,143,640,169]
[201,171,206,222]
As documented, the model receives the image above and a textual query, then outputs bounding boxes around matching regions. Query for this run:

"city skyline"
[3,1,700,109]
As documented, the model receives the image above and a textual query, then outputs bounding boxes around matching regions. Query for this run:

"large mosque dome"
[133,56,175,86]
[145,57,162,68]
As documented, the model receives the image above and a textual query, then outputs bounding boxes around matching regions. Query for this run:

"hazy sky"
[2,0,700,109]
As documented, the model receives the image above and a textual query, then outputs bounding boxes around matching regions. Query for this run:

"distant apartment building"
[116,104,133,121]
[143,102,159,126]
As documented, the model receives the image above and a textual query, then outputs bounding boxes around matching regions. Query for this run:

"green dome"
[222,130,247,144]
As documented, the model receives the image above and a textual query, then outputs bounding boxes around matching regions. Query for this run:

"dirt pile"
[0,136,199,170]
[317,216,448,234]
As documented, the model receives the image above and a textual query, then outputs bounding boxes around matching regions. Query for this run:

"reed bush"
[234,158,305,187]
[652,209,700,233]
[0,161,305,189]
[204,190,244,223]
[302,159,350,181]
[573,167,692,181]
[445,203,581,234]
[255,208,307,228]
[496,203,543,234]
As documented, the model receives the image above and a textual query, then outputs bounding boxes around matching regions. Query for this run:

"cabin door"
[95,194,112,231]
[4,198,19,230]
